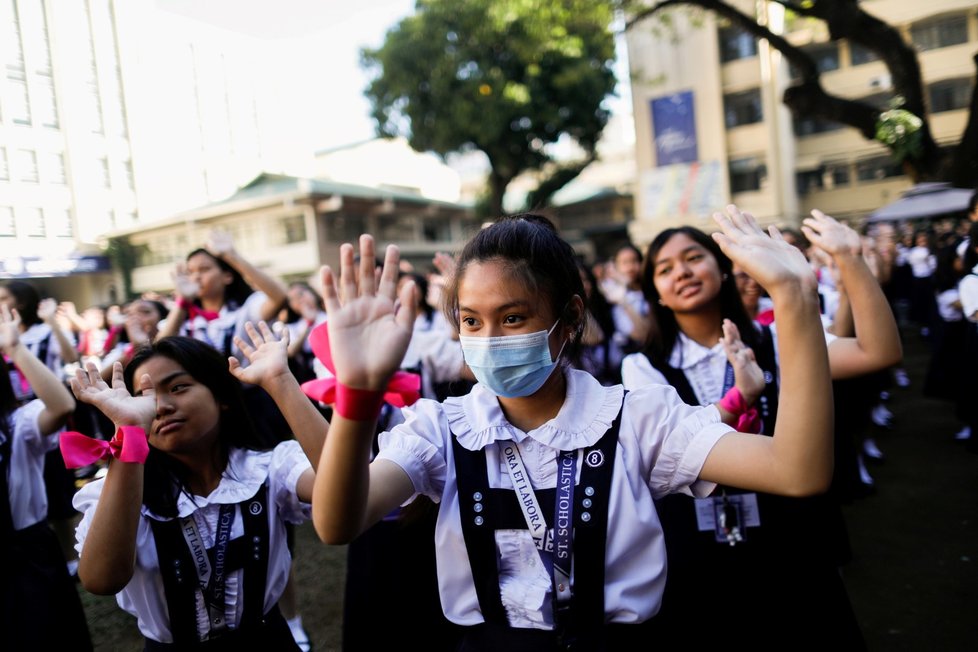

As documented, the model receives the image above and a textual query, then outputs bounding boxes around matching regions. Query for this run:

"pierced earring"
[723,273,729,280]
[657,299,665,306]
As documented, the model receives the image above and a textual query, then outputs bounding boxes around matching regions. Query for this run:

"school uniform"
[374,367,732,647]
[179,292,267,363]
[610,289,648,352]
[621,328,864,648]
[1,400,92,650]
[73,441,311,648]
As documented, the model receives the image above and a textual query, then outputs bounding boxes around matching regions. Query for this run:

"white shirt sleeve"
[268,440,313,523]
[959,275,978,322]
[621,352,668,390]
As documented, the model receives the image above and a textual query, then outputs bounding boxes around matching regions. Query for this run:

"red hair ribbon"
[60,425,149,468]
[300,323,421,411]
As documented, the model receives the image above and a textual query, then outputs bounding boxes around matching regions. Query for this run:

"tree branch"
[948,51,978,187]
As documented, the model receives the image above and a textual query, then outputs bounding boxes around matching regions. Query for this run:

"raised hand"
[205,230,235,258]
[171,262,200,300]
[321,235,417,390]
[712,205,816,297]
[70,361,156,429]
[721,318,764,404]
[37,297,58,323]
[432,251,457,281]
[801,209,861,260]
[0,304,21,353]
[229,321,291,388]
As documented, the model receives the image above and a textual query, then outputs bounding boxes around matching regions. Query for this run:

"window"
[35,75,59,128]
[911,15,968,52]
[8,73,31,125]
[718,26,757,62]
[793,116,843,137]
[807,43,840,73]
[17,149,38,183]
[45,153,66,184]
[277,215,306,244]
[724,89,763,128]
[796,162,851,196]
[796,169,824,196]
[0,148,8,180]
[96,157,110,188]
[50,209,73,238]
[929,78,972,113]
[23,207,45,238]
[0,206,14,236]
[849,42,880,66]
[856,156,902,182]
[123,159,134,189]
[729,157,767,193]
[828,162,851,187]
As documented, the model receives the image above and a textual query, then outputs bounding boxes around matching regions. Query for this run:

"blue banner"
[651,91,698,166]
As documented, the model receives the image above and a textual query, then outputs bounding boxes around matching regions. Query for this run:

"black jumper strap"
[451,403,623,639]
[150,484,271,645]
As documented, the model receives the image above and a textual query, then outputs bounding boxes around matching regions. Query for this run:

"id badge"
[694,493,761,544]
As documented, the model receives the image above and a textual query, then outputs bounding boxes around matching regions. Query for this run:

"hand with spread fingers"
[69,361,155,430]
[801,209,862,260]
[712,205,816,298]
[229,321,291,388]
[320,234,417,391]
[721,318,764,405]
[0,304,21,354]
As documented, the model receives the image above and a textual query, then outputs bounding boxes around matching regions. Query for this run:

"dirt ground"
[78,331,977,651]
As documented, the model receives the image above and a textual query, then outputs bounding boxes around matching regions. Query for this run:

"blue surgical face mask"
[459,320,566,398]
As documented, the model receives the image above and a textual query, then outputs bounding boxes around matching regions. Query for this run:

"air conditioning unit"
[869,74,892,90]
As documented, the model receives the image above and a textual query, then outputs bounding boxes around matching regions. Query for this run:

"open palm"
[321,235,417,390]
[712,205,816,295]
[70,361,156,428]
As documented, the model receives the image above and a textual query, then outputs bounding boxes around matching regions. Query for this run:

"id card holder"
[694,493,761,545]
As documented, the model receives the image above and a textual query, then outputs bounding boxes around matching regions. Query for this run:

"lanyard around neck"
[497,441,579,617]
[179,503,236,638]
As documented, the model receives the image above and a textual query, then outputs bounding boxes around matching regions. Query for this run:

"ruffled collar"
[669,331,724,370]
[144,447,273,520]
[444,368,624,452]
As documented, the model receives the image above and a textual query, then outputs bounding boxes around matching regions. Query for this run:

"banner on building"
[651,91,698,166]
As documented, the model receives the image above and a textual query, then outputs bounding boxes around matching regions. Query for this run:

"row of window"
[723,76,973,132]
[720,12,972,65]
[795,157,904,196]
[0,146,134,188]
[729,154,906,195]
[0,205,73,238]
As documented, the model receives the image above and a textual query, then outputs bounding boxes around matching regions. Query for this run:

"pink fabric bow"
[719,387,762,434]
[60,426,150,468]
[177,297,220,322]
[300,323,421,408]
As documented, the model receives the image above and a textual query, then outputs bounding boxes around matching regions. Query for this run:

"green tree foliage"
[362,0,617,216]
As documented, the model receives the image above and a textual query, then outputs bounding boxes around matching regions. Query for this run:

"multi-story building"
[0,0,134,305]
[625,0,976,243]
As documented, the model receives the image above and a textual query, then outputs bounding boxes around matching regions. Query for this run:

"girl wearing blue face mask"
[310,209,835,650]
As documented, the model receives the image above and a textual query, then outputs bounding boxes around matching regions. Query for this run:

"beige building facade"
[625,0,976,245]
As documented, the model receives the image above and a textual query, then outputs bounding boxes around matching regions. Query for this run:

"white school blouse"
[375,367,732,629]
[3,400,56,530]
[178,291,267,365]
[960,266,978,323]
[73,441,311,643]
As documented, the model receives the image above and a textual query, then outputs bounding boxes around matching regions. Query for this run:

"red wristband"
[334,383,385,421]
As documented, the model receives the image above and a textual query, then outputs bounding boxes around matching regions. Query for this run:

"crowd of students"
[2,195,976,650]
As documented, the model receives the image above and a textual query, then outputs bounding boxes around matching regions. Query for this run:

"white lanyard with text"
[179,503,236,638]
[498,441,579,616]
